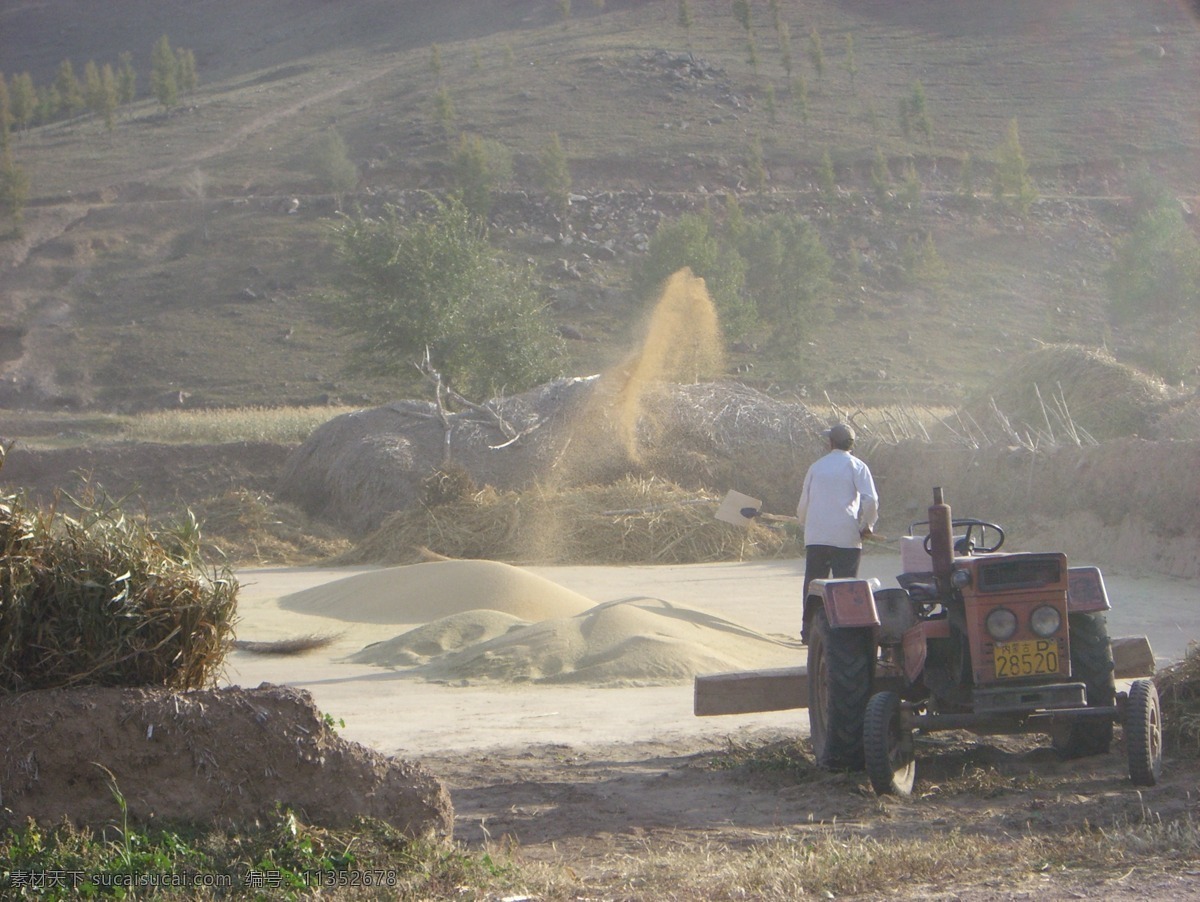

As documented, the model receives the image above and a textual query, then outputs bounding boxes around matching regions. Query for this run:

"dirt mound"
[0,684,452,835]
[963,344,1169,441]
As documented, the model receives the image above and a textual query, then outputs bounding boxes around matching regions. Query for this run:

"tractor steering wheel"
[921,518,1005,556]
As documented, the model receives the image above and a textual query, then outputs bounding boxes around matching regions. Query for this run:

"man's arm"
[856,463,879,532]
[796,468,813,524]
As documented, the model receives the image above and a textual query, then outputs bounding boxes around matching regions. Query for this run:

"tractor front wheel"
[1126,678,1163,787]
[1052,611,1116,758]
[864,690,915,796]
[807,606,874,770]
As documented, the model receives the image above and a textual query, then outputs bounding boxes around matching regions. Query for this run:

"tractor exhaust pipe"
[929,486,954,589]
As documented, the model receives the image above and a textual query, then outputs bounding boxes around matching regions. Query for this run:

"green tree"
[870,146,891,208]
[817,149,836,202]
[0,148,30,233]
[84,61,118,130]
[449,132,513,218]
[308,129,359,207]
[99,64,119,131]
[634,212,753,337]
[735,212,831,342]
[747,136,767,192]
[992,118,1036,214]
[792,73,809,123]
[536,132,572,216]
[901,80,931,145]
[433,87,455,133]
[677,0,693,45]
[957,152,980,213]
[151,36,179,109]
[1106,186,1200,380]
[899,160,922,209]
[808,28,825,81]
[176,47,198,94]
[330,196,562,398]
[117,51,137,104]
[778,21,793,79]
[55,60,84,116]
[10,73,36,133]
[1107,186,1200,325]
[429,44,443,80]
[732,0,751,33]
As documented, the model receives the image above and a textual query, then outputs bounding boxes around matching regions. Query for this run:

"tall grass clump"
[0,454,237,691]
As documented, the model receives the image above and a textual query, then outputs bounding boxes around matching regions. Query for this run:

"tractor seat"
[897,571,938,601]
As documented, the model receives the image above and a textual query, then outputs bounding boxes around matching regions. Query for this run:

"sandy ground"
[225,553,1198,760]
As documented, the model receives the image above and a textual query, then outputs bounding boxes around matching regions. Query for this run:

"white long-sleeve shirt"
[796,449,879,549]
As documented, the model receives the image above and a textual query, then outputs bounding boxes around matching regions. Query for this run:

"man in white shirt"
[796,422,879,602]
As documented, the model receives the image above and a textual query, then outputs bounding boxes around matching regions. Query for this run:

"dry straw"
[1155,646,1200,757]
[0,460,237,691]
[341,475,791,566]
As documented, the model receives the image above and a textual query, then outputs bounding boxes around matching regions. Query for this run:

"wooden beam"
[694,666,809,716]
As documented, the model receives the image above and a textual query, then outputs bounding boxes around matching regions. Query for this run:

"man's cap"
[822,422,855,444]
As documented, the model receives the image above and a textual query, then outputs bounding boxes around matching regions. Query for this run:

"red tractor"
[803,487,1162,795]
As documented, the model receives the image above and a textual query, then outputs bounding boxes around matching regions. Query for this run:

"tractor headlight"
[986,607,1018,641]
[1030,605,1062,638]
[951,569,971,589]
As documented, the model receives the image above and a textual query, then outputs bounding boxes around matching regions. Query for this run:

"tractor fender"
[806,577,882,631]
[1067,566,1111,613]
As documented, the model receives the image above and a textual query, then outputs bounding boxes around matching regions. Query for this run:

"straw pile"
[340,476,790,566]
[0,477,238,692]
[1155,647,1200,757]
[963,344,1169,443]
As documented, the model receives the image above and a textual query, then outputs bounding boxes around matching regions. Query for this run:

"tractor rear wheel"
[1052,611,1116,759]
[807,607,874,770]
[1125,678,1163,787]
[864,690,915,796]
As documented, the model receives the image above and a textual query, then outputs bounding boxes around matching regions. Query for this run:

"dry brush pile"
[0,456,237,691]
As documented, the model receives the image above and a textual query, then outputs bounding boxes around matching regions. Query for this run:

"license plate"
[994,639,1060,679]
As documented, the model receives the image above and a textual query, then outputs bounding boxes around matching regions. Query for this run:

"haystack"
[340,476,791,566]
[962,344,1168,442]
[277,377,824,538]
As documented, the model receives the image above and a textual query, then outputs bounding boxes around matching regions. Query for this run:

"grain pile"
[275,558,800,687]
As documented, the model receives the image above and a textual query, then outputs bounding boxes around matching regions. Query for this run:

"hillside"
[2,0,1198,415]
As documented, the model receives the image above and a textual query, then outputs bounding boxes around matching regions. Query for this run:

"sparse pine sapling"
[808,28,825,81]
[992,118,1036,214]
[536,132,572,216]
[10,73,35,133]
[55,59,84,116]
[117,51,137,104]
[151,36,178,109]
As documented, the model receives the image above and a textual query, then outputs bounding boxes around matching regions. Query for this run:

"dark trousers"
[803,544,862,603]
